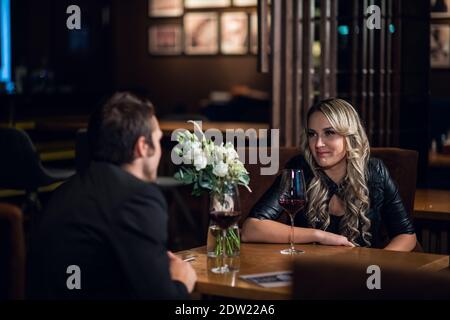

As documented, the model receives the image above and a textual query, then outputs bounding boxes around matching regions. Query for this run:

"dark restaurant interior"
[0,0,450,302]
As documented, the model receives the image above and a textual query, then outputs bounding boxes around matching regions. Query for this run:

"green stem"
[229,229,240,248]
[226,237,232,255]
[213,228,240,256]
[215,233,222,256]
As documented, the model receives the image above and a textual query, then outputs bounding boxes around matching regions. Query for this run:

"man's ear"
[134,135,155,158]
[134,136,148,158]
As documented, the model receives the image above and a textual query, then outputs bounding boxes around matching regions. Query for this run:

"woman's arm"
[241,217,318,243]
[241,217,354,246]
[384,233,417,252]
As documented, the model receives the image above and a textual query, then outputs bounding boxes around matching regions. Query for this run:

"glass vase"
[207,184,241,273]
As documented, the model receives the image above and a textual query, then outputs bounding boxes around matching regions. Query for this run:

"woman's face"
[307,111,347,168]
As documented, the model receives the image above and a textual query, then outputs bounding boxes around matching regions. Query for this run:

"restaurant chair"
[370,148,418,219]
[0,203,26,300]
[293,255,450,300]
[0,128,74,219]
[239,147,299,225]
[371,148,422,251]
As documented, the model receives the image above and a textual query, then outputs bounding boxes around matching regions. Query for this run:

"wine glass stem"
[289,214,295,252]
[221,228,227,270]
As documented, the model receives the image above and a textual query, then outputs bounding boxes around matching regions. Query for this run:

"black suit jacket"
[27,162,189,299]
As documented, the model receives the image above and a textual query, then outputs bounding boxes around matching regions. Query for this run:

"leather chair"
[371,148,420,250]
[0,128,74,218]
[370,148,418,218]
[0,203,26,300]
[239,147,299,224]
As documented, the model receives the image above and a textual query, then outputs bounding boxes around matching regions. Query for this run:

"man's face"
[143,116,163,182]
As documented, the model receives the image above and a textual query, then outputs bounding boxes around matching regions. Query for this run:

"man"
[27,92,196,299]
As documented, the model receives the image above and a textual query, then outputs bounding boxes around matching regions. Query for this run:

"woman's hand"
[315,230,355,247]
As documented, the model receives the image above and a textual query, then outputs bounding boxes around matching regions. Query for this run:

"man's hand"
[167,251,197,293]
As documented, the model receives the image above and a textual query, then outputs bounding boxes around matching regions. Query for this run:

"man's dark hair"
[88,92,156,165]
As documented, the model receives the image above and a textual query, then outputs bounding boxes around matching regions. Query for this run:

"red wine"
[278,198,305,215]
[210,211,241,229]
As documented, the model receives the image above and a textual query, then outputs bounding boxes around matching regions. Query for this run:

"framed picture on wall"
[233,0,257,6]
[431,0,450,18]
[148,25,182,55]
[148,0,183,17]
[431,24,450,68]
[221,12,248,54]
[185,0,230,9]
[184,12,219,54]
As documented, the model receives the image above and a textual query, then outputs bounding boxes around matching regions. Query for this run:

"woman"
[241,98,417,251]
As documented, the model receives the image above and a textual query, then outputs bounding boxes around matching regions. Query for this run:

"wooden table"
[414,189,450,221]
[414,189,450,254]
[429,150,450,169]
[178,243,449,300]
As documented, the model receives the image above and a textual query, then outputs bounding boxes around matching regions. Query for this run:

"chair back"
[0,203,26,300]
[0,128,55,190]
[239,147,299,223]
[370,148,418,216]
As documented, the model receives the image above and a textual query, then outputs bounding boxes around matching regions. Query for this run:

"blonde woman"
[241,98,417,251]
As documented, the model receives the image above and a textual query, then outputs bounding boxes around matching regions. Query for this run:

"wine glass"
[209,185,241,274]
[278,169,307,255]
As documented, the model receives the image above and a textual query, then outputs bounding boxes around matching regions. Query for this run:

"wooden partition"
[259,0,429,184]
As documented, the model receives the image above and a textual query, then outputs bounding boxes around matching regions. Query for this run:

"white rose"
[182,141,201,164]
[193,149,207,171]
[213,145,225,163]
[225,148,238,162]
[204,142,216,165]
[228,162,238,174]
[213,162,229,177]
[182,153,192,164]
[182,150,193,164]
[191,141,201,150]
[224,143,238,161]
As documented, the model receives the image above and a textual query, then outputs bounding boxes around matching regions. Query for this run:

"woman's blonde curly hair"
[300,98,371,246]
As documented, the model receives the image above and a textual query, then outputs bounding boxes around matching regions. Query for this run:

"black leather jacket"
[248,155,415,248]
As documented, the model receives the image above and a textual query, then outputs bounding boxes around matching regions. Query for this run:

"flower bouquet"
[173,121,251,257]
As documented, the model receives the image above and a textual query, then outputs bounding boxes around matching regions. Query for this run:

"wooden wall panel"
[267,0,428,160]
